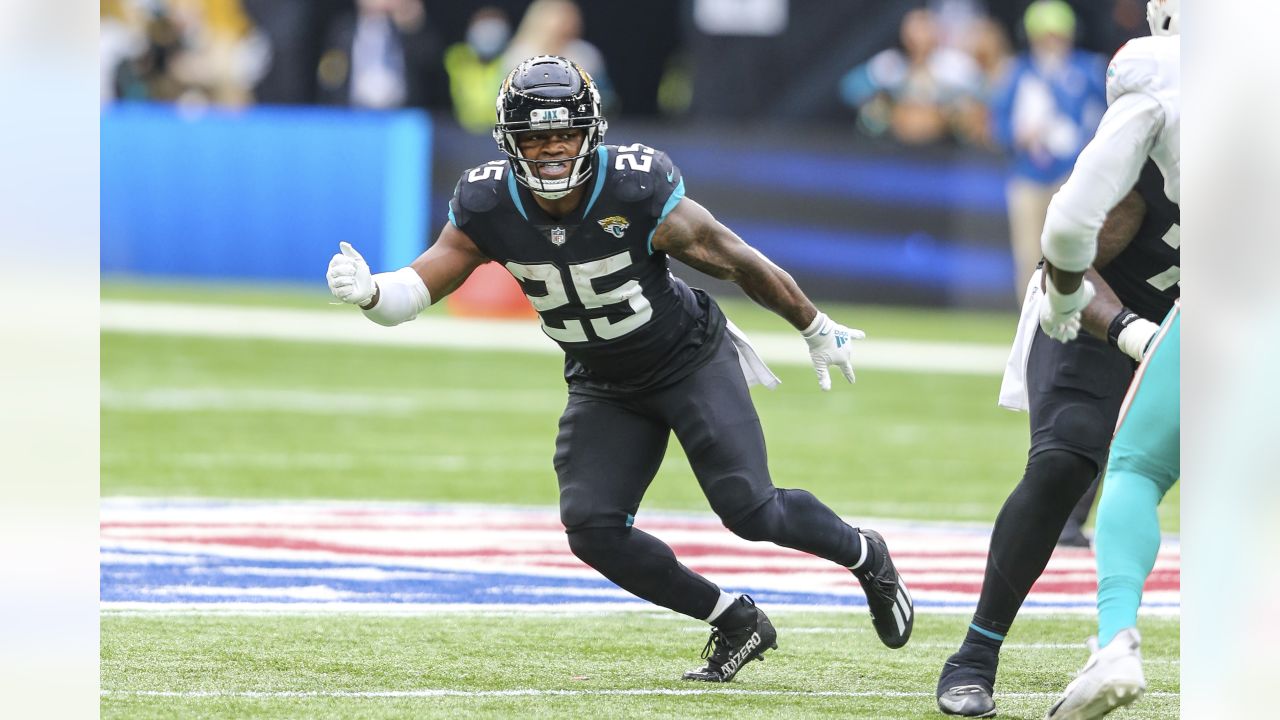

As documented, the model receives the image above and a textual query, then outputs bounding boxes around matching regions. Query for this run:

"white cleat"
[1045,628,1147,720]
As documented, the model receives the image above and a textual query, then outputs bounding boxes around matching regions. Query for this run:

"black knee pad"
[725,489,779,542]
[726,488,802,543]
[723,488,863,567]
[1048,403,1115,463]
[1024,448,1098,504]
[565,526,628,567]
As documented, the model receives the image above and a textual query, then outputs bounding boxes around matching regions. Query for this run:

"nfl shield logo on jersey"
[597,216,630,238]
[550,227,567,246]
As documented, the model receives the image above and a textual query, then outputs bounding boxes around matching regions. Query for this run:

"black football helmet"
[493,55,607,199]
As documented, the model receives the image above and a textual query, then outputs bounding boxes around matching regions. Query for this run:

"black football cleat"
[850,529,914,649]
[682,595,778,682]
[937,644,999,717]
[937,684,997,718]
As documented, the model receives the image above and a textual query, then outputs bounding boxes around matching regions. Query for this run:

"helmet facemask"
[493,55,608,200]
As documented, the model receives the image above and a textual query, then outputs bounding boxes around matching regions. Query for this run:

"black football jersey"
[448,144,725,393]
[1098,160,1180,321]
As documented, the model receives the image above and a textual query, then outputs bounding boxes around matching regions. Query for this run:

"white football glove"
[801,311,865,391]
[327,241,376,306]
[1039,277,1096,342]
[1116,317,1160,362]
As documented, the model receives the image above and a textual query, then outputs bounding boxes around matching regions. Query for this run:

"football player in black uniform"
[935,160,1179,717]
[326,55,914,682]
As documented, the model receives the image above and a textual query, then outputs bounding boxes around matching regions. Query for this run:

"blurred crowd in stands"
[100,0,612,122]
[100,1,1149,144]
[101,0,1154,307]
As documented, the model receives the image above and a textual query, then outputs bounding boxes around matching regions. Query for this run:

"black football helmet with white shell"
[493,55,607,199]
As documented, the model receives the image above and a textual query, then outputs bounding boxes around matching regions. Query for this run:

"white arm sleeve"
[1040,92,1165,272]
[361,267,432,327]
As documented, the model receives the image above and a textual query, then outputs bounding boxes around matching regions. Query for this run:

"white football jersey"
[1106,35,1180,203]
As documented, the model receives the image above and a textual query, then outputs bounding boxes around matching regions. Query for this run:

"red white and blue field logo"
[101,499,1179,614]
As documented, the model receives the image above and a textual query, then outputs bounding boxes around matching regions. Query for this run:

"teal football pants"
[1095,303,1180,647]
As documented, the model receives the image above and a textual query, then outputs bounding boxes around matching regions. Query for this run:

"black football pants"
[554,336,864,620]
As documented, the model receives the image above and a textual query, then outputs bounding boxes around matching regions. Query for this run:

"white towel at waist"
[725,319,781,390]
[997,267,1044,412]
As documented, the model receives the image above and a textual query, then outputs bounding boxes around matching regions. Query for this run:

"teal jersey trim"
[647,177,686,255]
[625,513,635,528]
[506,170,530,221]
[582,145,609,218]
[969,623,1006,642]
[447,205,457,227]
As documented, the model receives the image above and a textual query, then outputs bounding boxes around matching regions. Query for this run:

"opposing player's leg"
[1096,306,1180,647]
[938,328,1133,717]
[649,337,912,651]
[555,391,724,623]
[1046,307,1180,720]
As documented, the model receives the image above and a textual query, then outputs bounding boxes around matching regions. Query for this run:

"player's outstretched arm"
[325,223,489,327]
[651,197,864,390]
[408,222,490,301]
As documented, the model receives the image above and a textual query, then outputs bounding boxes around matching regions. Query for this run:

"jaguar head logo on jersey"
[493,55,608,201]
[550,227,567,246]
[597,216,630,239]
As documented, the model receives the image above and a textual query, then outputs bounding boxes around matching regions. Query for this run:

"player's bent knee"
[725,489,795,543]
[1028,448,1097,490]
[1106,450,1180,497]
[1020,449,1098,513]
[1049,404,1113,462]
[565,526,628,566]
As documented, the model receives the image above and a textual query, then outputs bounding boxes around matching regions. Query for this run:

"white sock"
[703,591,738,624]
[847,532,870,571]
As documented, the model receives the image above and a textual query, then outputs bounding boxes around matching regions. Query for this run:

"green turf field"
[101,279,1180,719]
[101,612,1179,720]
[101,279,1178,527]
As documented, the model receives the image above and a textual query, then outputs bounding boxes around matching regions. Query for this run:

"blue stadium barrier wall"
[101,103,431,282]
[103,105,1016,309]
[430,120,1017,309]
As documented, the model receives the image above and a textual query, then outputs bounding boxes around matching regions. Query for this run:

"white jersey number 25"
[505,251,653,342]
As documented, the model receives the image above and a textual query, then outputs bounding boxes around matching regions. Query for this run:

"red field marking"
[101,500,1180,611]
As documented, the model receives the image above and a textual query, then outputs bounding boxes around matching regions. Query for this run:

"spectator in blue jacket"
[989,0,1106,299]
[839,8,984,146]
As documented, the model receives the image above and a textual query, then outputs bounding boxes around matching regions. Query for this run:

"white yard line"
[101,688,1178,699]
[99,385,567,415]
[101,300,1010,376]
[99,602,1182,617]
